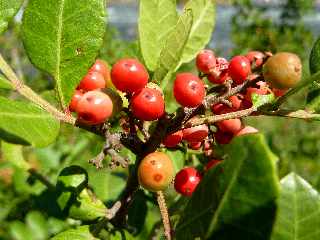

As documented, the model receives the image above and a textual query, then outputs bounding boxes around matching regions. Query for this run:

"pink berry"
[216,119,242,134]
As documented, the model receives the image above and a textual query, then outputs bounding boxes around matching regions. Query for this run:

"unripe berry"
[188,141,202,150]
[173,73,205,108]
[77,91,113,125]
[111,59,149,93]
[69,90,83,112]
[263,52,302,89]
[235,126,258,136]
[79,71,106,91]
[215,130,233,145]
[174,167,202,197]
[130,87,165,121]
[138,152,174,192]
[89,59,114,88]
[163,130,183,148]
[228,56,251,84]
[246,51,265,68]
[216,118,242,134]
[196,49,216,74]
[183,124,209,143]
[204,159,221,171]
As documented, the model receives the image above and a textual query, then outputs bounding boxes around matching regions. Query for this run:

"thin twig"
[157,191,171,240]
[0,54,75,124]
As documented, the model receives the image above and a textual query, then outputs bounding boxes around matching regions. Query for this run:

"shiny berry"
[77,91,113,125]
[131,88,165,121]
[79,71,105,91]
[89,59,114,88]
[173,73,205,108]
[196,49,216,74]
[205,159,221,171]
[228,56,251,84]
[69,90,83,112]
[215,130,233,145]
[246,51,265,68]
[111,59,149,93]
[183,124,209,143]
[263,52,302,89]
[138,152,174,192]
[216,119,242,134]
[174,167,202,197]
[235,126,259,136]
[163,131,183,148]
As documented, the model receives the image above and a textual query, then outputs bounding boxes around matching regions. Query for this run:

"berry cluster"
[73,50,301,198]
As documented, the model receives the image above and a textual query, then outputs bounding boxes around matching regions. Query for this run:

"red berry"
[131,88,164,121]
[208,69,229,84]
[235,126,259,136]
[228,56,251,84]
[174,167,202,197]
[273,88,287,97]
[215,130,233,145]
[245,87,268,102]
[216,57,229,71]
[196,49,216,74]
[188,141,202,150]
[245,51,265,68]
[229,95,242,111]
[205,159,221,171]
[79,71,106,91]
[89,59,113,88]
[77,91,113,125]
[163,131,183,148]
[182,124,209,143]
[216,118,242,134]
[111,59,149,93]
[173,73,205,108]
[69,90,83,112]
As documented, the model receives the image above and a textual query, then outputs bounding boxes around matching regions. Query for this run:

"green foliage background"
[0,0,320,239]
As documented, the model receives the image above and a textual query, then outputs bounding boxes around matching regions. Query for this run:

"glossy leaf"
[0,0,23,34]
[179,0,215,65]
[22,0,106,108]
[175,134,280,240]
[154,9,193,88]
[271,173,320,240]
[51,225,98,240]
[252,93,275,108]
[0,75,12,89]
[139,0,178,71]
[0,96,60,147]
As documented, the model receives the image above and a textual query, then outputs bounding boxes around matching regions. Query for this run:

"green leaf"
[1,142,30,170]
[0,0,23,34]
[271,173,320,240]
[22,0,106,108]
[0,96,60,147]
[0,75,12,90]
[26,211,48,240]
[138,0,178,71]
[252,93,275,108]
[175,134,280,240]
[9,221,34,240]
[307,37,320,111]
[51,225,98,240]
[69,189,107,221]
[154,9,193,88]
[179,0,215,66]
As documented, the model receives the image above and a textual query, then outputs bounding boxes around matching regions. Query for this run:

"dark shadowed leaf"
[175,134,279,240]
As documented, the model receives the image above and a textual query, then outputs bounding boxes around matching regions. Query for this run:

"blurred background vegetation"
[0,0,320,239]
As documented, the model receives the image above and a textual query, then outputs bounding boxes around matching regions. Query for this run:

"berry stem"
[157,191,172,240]
[0,54,75,124]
